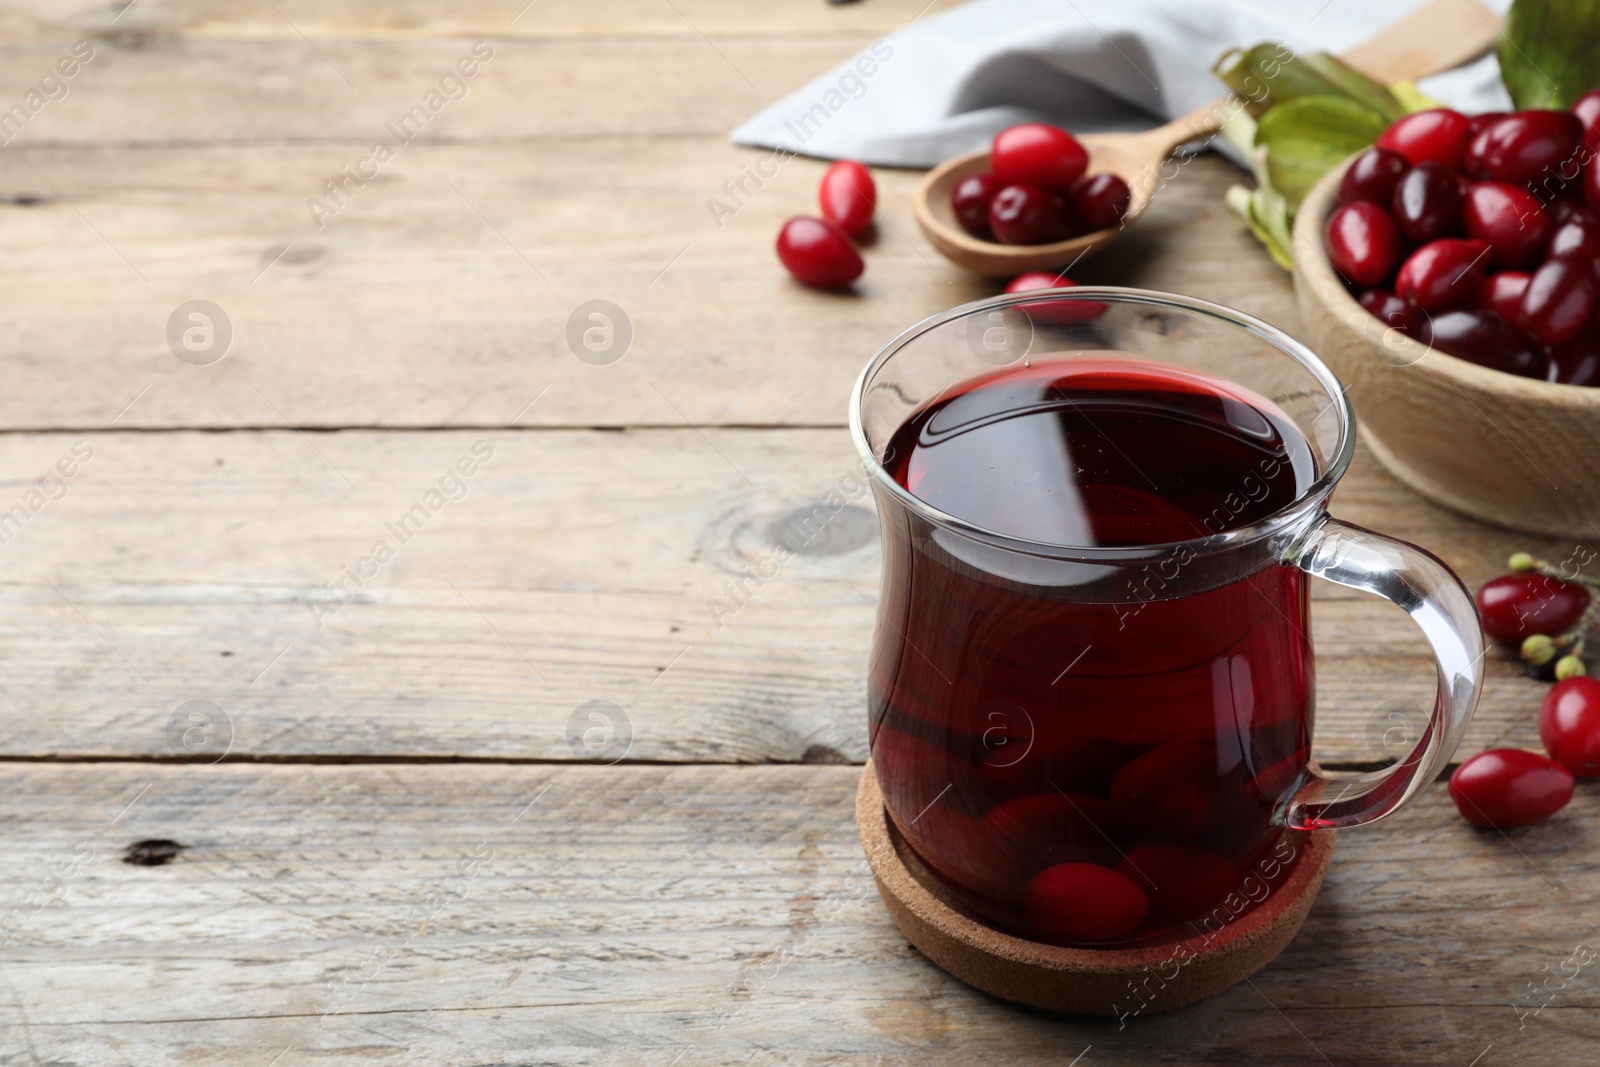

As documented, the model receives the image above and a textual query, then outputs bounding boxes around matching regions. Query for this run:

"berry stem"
[1516,553,1600,590]
[1509,552,1595,679]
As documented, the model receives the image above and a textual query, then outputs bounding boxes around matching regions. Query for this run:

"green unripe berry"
[1521,633,1556,665]
[1555,655,1587,681]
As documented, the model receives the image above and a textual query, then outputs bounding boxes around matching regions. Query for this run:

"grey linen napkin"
[730,0,1513,168]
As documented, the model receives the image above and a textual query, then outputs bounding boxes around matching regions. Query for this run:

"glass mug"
[849,288,1483,949]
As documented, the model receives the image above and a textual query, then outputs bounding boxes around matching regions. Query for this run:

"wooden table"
[0,3,1594,1064]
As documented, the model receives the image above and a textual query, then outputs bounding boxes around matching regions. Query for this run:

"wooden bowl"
[1293,158,1600,537]
[857,764,1335,1015]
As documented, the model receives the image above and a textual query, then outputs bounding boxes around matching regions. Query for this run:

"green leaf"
[1499,0,1600,108]
[1215,43,1327,116]
[1295,53,1407,123]
[1226,184,1294,271]
[1390,80,1446,115]
[1224,183,1259,234]
[1254,96,1390,209]
[1213,45,1404,121]
[1216,104,1260,169]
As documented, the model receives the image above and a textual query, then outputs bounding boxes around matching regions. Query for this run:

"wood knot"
[799,744,852,765]
[770,503,875,557]
[123,839,184,866]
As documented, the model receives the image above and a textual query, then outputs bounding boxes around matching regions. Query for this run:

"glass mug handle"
[1281,515,1485,830]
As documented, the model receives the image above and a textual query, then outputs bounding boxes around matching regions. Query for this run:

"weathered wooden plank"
[0,762,1592,1066]
[0,0,968,40]
[0,426,1565,763]
[0,37,879,144]
[0,147,1287,431]
[0,0,955,151]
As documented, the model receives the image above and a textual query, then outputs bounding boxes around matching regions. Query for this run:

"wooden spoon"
[911,0,1501,276]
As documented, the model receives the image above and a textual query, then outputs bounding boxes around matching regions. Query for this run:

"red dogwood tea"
[870,359,1318,947]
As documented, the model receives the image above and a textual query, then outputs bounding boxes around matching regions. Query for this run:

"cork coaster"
[856,762,1335,1016]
